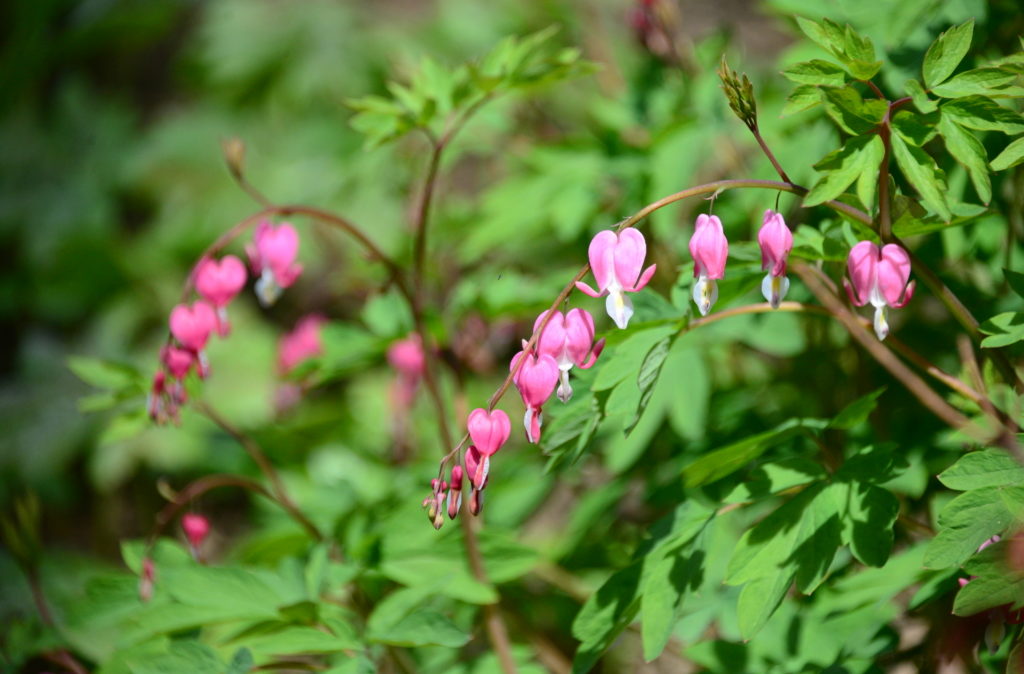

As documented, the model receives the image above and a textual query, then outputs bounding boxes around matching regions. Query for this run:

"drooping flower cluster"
[150,221,304,424]
[843,241,915,340]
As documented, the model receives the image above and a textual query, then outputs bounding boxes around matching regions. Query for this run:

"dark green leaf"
[922,20,974,87]
[829,388,885,430]
[572,562,642,674]
[624,336,673,436]
[1005,268,1024,299]
[67,356,142,390]
[891,132,952,221]
[954,540,1024,616]
[682,418,826,487]
[820,87,887,135]
[226,648,254,674]
[892,110,936,146]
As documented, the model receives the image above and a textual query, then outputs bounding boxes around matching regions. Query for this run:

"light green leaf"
[571,562,642,674]
[922,20,974,87]
[891,132,952,221]
[820,87,887,135]
[829,387,885,430]
[937,114,991,204]
[938,450,1024,491]
[904,79,937,113]
[979,312,1024,348]
[924,489,1017,568]
[624,336,673,435]
[737,571,793,640]
[796,17,846,59]
[804,135,884,208]
[640,534,705,661]
[954,540,1024,616]
[67,356,142,391]
[941,96,1024,135]
[932,67,1018,98]
[782,60,847,87]
[892,110,936,146]
[782,85,822,116]
[992,136,1024,171]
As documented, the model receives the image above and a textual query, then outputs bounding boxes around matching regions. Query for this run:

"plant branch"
[195,402,323,541]
[146,474,274,547]
[750,126,791,183]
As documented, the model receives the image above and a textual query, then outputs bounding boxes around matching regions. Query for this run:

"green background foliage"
[2,0,1024,672]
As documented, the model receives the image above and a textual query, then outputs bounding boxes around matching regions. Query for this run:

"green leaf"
[931,67,1018,98]
[829,387,885,430]
[572,562,642,674]
[737,571,793,640]
[992,136,1024,171]
[835,482,900,567]
[782,85,822,116]
[782,60,847,87]
[939,450,1024,490]
[937,114,991,204]
[904,79,937,114]
[979,312,1024,348]
[820,87,887,135]
[954,540,1024,616]
[892,110,936,146]
[681,418,826,487]
[940,96,1024,135]
[67,356,142,390]
[592,326,678,391]
[624,336,673,436]
[640,529,706,661]
[366,586,468,648]
[241,625,362,658]
[842,25,881,80]
[891,132,952,221]
[1005,268,1024,299]
[159,566,285,620]
[804,135,884,208]
[226,648,254,674]
[922,20,974,87]
[796,17,846,59]
[924,489,1018,568]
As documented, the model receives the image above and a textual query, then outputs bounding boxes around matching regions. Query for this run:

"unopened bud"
[470,489,483,516]
[139,558,156,602]
[221,137,246,180]
[717,55,758,131]
[181,513,211,549]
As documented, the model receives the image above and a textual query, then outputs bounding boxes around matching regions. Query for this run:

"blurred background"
[2,0,1023,671]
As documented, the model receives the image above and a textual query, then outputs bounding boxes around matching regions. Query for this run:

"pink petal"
[169,301,217,352]
[613,229,647,289]
[256,223,301,281]
[467,408,511,457]
[629,264,657,292]
[689,215,728,279]
[388,336,425,377]
[587,230,618,293]
[278,315,325,374]
[534,310,567,362]
[846,241,879,306]
[757,210,793,277]
[574,280,603,298]
[564,308,596,366]
[515,353,559,407]
[464,446,490,489]
[878,244,912,307]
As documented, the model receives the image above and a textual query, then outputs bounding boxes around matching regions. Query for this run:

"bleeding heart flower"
[161,346,194,380]
[278,315,324,375]
[388,335,425,409]
[467,408,511,457]
[575,229,657,329]
[510,350,559,443]
[535,308,604,402]
[195,255,247,335]
[169,301,217,374]
[447,465,463,520]
[757,210,793,309]
[689,214,729,316]
[248,221,303,306]
[843,241,915,340]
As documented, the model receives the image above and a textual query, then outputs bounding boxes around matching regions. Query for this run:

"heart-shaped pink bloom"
[758,210,792,277]
[387,336,425,378]
[689,214,729,280]
[534,309,604,402]
[843,241,915,340]
[161,346,194,380]
[249,221,303,305]
[195,255,247,307]
[575,229,657,329]
[278,315,325,374]
[510,350,559,443]
[464,445,490,490]
[467,408,511,457]
[181,513,210,548]
[169,301,217,352]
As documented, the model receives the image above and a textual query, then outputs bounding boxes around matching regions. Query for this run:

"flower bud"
[181,513,211,549]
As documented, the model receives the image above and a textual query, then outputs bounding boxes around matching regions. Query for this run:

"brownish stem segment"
[196,402,323,541]
[750,126,791,184]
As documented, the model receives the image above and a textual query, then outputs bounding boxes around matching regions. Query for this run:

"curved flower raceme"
[195,255,247,335]
[757,210,793,309]
[248,221,303,306]
[689,214,729,316]
[843,241,915,341]
[575,229,657,329]
[510,349,559,443]
[463,408,511,515]
[535,308,604,402]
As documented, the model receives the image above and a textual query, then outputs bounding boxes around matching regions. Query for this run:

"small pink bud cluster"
[151,221,304,423]
[843,241,915,340]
